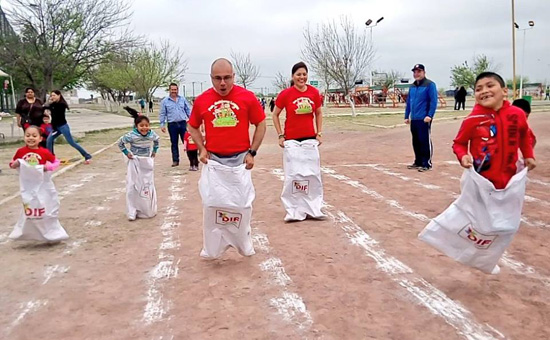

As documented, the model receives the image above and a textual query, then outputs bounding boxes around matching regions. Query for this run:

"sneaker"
[189,166,194,171]
[418,167,432,172]
[407,164,421,169]
[128,215,136,221]
[84,159,91,165]
[171,162,179,167]
[194,165,199,171]
[491,265,501,275]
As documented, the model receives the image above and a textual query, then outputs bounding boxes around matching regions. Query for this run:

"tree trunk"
[345,90,356,117]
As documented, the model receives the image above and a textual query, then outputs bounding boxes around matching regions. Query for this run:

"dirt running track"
[1,113,549,340]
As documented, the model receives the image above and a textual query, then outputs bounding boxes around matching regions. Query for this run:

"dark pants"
[410,120,432,168]
[186,150,199,167]
[457,100,465,110]
[168,120,187,163]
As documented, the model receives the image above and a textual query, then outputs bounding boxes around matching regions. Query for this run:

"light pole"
[191,81,197,99]
[365,17,384,105]
[517,20,535,97]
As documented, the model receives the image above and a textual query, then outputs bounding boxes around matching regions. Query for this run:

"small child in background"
[184,131,199,171]
[10,125,60,171]
[512,98,536,148]
[118,106,160,158]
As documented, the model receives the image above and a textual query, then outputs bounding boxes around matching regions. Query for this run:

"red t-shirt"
[12,146,56,166]
[275,85,322,140]
[452,101,534,189]
[189,85,265,155]
[184,131,198,151]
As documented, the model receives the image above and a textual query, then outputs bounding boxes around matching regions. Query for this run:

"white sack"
[9,160,68,242]
[281,139,325,221]
[126,156,157,219]
[198,160,255,258]
[419,167,528,273]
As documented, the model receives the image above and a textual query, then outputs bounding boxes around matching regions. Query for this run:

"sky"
[4,0,550,98]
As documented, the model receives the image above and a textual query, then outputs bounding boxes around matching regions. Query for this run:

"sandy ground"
[0,111,549,339]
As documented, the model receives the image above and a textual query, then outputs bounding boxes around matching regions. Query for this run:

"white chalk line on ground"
[42,265,70,285]
[333,163,549,226]
[5,300,48,336]
[252,227,313,331]
[142,175,184,328]
[321,167,550,288]
[271,169,503,340]
[0,141,118,208]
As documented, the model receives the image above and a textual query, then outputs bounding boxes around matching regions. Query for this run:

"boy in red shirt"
[453,72,536,189]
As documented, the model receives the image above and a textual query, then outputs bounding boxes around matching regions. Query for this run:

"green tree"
[88,52,134,103]
[450,54,498,90]
[0,0,136,99]
[129,41,187,102]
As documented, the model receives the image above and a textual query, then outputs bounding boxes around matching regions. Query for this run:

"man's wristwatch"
[248,149,257,157]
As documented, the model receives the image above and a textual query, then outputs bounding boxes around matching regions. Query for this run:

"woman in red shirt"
[272,62,323,146]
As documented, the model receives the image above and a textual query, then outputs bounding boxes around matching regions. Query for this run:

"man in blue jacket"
[404,64,438,172]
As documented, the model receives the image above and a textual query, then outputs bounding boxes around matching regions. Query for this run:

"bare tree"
[230,51,260,89]
[302,16,375,116]
[0,0,137,99]
[272,71,290,91]
[373,69,403,89]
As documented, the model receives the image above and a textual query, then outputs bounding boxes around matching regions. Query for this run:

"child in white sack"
[9,125,68,242]
[118,107,160,221]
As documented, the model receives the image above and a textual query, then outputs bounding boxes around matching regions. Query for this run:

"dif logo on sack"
[216,210,242,228]
[292,180,309,195]
[458,225,498,249]
[23,203,46,219]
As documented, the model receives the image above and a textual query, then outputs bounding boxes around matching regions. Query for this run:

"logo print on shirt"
[21,152,42,166]
[209,100,240,127]
[293,97,314,114]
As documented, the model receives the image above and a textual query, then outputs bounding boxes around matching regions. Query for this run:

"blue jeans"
[46,124,92,160]
[167,120,187,163]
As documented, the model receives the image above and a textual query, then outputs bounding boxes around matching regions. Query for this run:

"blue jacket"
[405,78,438,120]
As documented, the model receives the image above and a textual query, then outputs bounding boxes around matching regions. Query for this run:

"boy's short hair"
[512,98,531,114]
[475,72,506,88]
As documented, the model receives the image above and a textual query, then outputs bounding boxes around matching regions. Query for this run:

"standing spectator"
[545,87,550,100]
[139,98,146,112]
[404,64,438,172]
[260,97,266,111]
[453,87,459,110]
[148,99,154,113]
[269,97,276,112]
[456,86,467,110]
[159,83,191,167]
[15,87,44,131]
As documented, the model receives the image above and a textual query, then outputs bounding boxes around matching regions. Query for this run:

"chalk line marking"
[42,265,70,285]
[321,167,550,288]
[5,300,48,336]
[252,228,313,331]
[272,169,502,340]
[142,175,183,329]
